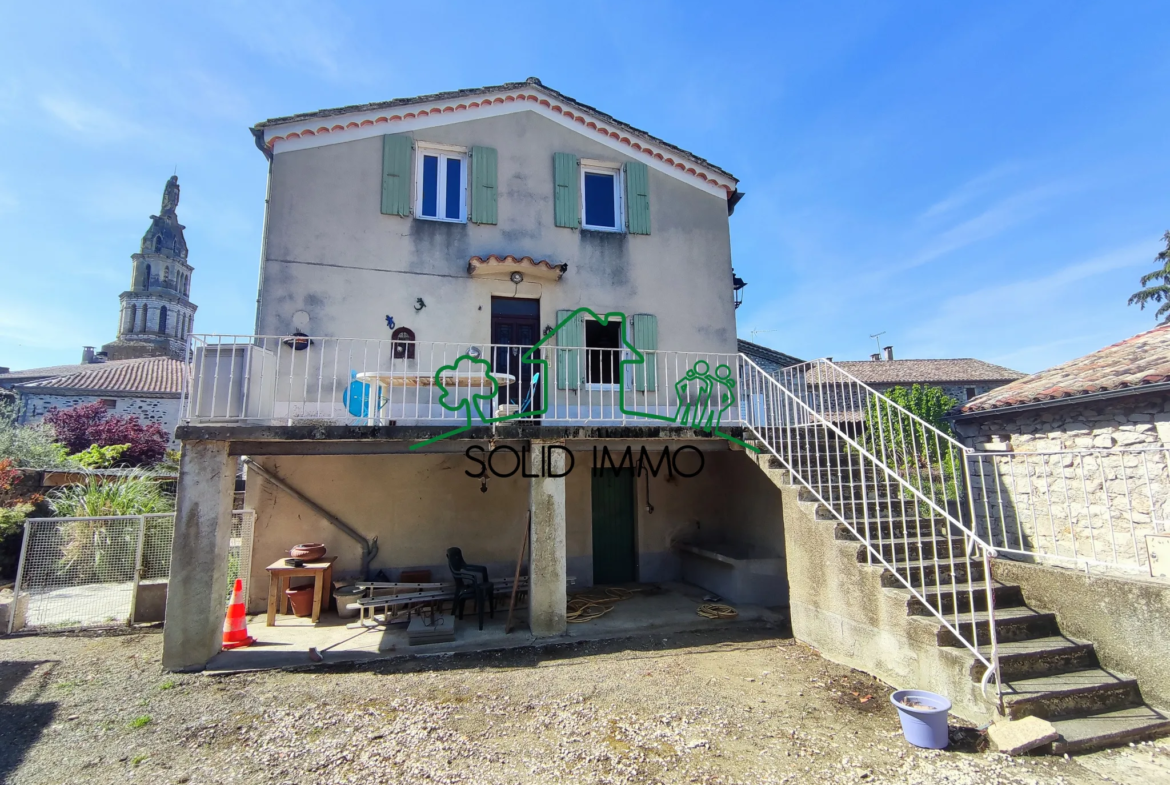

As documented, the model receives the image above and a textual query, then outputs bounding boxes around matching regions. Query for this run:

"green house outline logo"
[410,308,759,452]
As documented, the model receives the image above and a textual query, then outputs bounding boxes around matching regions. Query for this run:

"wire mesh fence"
[8,510,255,633]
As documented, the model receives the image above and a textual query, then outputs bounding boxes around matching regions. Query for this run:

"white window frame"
[580,159,624,232]
[414,142,468,223]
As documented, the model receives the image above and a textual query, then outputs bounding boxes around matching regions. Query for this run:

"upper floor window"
[581,161,623,232]
[415,143,466,222]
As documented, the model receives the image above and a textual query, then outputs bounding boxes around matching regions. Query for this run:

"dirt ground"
[1,626,1168,785]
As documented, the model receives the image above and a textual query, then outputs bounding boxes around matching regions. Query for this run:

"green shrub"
[0,400,72,469]
[861,384,962,512]
[48,471,175,518]
[73,443,132,469]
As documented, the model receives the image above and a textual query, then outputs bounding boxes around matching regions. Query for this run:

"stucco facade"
[257,110,737,352]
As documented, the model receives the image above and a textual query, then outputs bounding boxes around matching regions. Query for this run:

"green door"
[591,468,637,584]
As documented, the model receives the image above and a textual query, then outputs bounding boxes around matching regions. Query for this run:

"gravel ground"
[1,627,1167,784]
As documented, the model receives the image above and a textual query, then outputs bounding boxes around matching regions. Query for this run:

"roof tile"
[958,324,1170,415]
[13,357,185,395]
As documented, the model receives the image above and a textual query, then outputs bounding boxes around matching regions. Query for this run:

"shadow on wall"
[0,660,60,782]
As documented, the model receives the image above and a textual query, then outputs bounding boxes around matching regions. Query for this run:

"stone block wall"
[956,392,1170,572]
[18,393,181,446]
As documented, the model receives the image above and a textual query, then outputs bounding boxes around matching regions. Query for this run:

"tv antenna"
[870,331,886,355]
[749,328,781,343]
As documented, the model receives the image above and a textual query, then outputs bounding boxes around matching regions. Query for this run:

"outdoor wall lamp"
[414,297,426,311]
[732,269,747,310]
[468,346,482,359]
[510,272,524,284]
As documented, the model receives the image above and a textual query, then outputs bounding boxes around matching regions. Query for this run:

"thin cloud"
[917,163,1022,222]
[38,94,143,142]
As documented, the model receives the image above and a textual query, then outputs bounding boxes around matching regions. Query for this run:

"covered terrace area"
[161,424,789,672]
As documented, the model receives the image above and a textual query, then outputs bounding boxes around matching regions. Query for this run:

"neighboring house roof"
[737,340,804,369]
[12,357,185,396]
[251,77,738,197]
[956,324,1170,416]
[832,359,1025,386]
[0,362,97,388]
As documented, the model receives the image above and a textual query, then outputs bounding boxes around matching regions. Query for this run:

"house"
[950,324,1170,572]
[1,356,184,442]
[832,349,1023,405]
[165,77,787,671]
[160,82,1170,750]
[737,339,803,376]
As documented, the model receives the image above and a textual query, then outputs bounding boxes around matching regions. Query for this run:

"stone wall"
[18,393,181,446]
[955,392,1170,573]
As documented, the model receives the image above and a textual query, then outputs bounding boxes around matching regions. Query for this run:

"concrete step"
[1001,668,1144,721]
[858,536,971,564]
[973,635,1098,682]
[832,517,953,540]
[935,606,1061,647]
[797,484,901,504]
[880,558,979,589]
[904,580,1025,616]
[1050,705,1170,754]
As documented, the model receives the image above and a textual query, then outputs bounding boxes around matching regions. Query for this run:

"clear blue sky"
[1,2,1167,373]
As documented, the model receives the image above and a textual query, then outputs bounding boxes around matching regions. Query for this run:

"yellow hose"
[566,587,639,623]
[697,603,738,620]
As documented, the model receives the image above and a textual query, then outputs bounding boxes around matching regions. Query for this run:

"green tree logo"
[429,354,501,441]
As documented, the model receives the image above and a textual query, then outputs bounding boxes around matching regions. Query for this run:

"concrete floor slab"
[206,582,782,673]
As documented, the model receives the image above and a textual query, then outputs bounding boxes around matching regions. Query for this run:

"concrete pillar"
[162,440,236,671]
[529,440,567,636]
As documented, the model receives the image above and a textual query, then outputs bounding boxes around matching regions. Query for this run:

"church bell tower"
[101,176,198,360]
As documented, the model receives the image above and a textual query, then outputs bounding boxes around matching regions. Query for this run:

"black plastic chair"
[446,547,495,630]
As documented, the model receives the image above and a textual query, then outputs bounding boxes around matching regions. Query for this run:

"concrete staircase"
[749,429,1170,754]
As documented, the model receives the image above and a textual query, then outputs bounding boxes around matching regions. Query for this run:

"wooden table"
[266,556,336,626]
[356,370,516,390]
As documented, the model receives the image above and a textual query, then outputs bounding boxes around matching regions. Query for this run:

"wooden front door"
[490,297,540,412]
[591,468,637,584]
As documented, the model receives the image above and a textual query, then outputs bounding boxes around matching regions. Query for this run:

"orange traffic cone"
[222,578,255,650]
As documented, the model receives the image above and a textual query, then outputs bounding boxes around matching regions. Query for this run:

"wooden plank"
[505,512,531,634]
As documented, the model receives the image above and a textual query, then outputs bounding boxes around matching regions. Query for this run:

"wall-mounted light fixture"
[732,269,747,310]
[414,297,426,311]
[468,346,482,359]
[510,272,524,284]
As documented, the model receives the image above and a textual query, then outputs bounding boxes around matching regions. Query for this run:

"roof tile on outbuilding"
[957,324,1170,415]
[832,358,1025,386]
[13,357,186,395]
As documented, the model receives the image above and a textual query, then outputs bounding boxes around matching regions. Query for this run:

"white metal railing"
[8,510,255,633]
[739,357,1002,701]
[967,447,1168,574]
[181,334,740,428]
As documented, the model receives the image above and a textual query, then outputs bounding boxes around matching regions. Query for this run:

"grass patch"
[158,679,177,691]
[130,754,148,766]
[128,715,152,730]
[55,679,84,694]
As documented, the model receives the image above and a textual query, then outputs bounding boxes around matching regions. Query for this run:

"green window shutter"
[553,152,579,228]
[631,313,658,391]
[381,134,413,216]
[470,146,498,224]
[555,308,585,389]
[625,161,651,235]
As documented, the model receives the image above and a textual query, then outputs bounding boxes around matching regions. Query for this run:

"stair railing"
[738,356,1002,703]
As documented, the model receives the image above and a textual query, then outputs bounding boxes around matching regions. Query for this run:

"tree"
[1128,231,1170,324]
[43,402,167,466]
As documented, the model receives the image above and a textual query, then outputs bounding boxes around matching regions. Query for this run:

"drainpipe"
[242,457,379,579]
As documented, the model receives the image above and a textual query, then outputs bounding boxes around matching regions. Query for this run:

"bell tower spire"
[101,176,198,361]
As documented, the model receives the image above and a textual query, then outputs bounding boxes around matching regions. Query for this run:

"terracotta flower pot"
[289,542,327,561]
[286,585,316,617]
